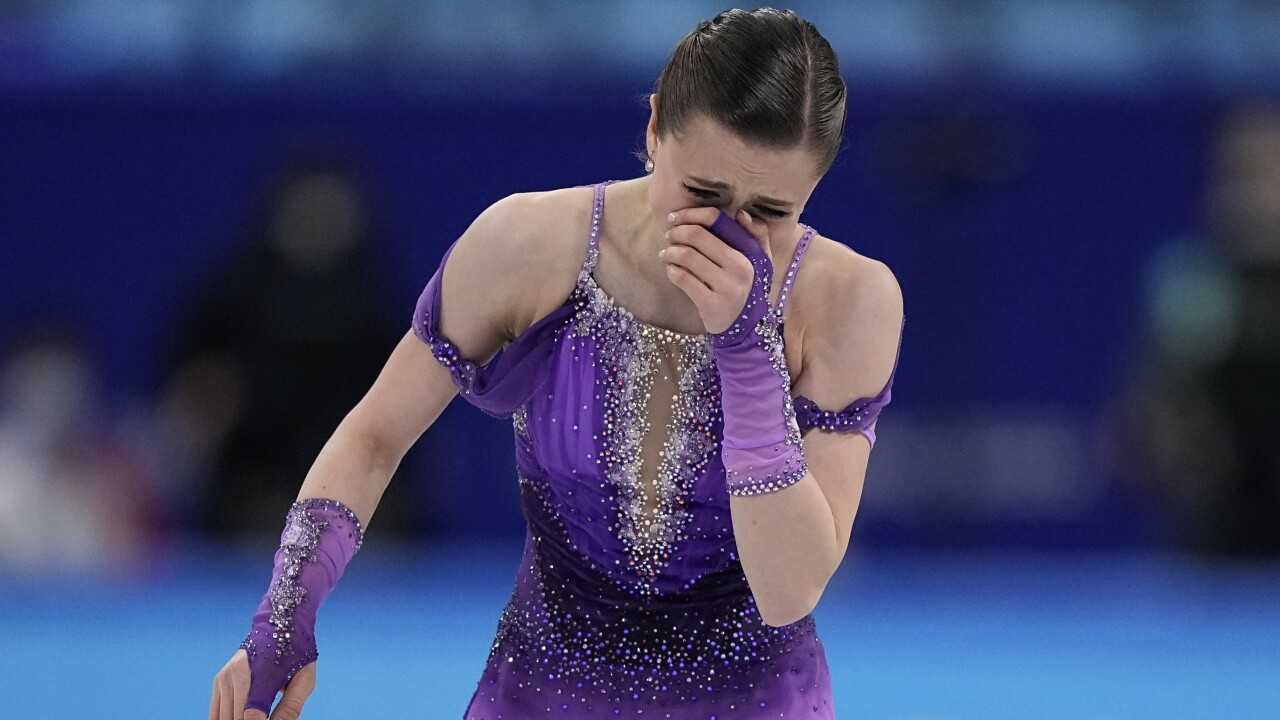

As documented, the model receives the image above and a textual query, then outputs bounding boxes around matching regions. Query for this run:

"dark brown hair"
[654,8,848,175]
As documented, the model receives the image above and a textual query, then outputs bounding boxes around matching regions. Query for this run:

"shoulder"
[459,186,595,278]
[789,232,904,404]
[804,233,903,333]
[444,185,597,332]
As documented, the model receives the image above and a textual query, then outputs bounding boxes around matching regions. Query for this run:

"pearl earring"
[644,157,654,173]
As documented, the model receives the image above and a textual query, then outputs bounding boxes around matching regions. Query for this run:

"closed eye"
[686,184,791,220]
[684,184,717,200]
[753,206,789,219]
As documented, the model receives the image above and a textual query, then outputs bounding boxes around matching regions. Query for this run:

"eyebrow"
[687,176,794,207]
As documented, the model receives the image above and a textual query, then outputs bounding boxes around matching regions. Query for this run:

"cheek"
[757,216,800,240]
[779,217,802,233]
[647,180,687,218]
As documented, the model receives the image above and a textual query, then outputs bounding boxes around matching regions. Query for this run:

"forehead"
[664,115,820,198]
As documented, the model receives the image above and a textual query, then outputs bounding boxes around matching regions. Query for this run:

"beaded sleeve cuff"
[239,498,364,713]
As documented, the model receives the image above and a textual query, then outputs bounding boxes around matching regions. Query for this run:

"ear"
[645,93,660,157]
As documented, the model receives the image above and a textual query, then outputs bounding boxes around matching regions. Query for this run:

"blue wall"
[0,82,1222,546]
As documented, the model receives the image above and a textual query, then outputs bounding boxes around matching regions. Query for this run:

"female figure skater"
[209,8,904,719]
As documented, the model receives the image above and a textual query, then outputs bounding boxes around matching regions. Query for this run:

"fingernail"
[658,248,666,258]
[667,212,678,222]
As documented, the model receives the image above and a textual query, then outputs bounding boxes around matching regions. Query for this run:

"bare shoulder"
[445,185,597,333]
[788,232,904,404]
[460,185,595,284]
[793,233,903,327]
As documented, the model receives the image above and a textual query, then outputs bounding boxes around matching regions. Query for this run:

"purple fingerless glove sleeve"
[240,498,364,714]
[707,213,807,496]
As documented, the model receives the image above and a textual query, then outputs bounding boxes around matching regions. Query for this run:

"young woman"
[209,8,905,719]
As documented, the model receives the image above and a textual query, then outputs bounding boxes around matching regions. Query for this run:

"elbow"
[337,408,402,474]
[754,586,822,628]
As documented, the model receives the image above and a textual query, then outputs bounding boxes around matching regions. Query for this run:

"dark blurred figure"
[1117,101,1280,555]
[0,325,167,576]
[164,146,406,539]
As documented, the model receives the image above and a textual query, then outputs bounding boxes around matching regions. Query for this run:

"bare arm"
[730,253,904,626]
[292,187,590,527]
[661,207,905,627]
[210,187,591,720]
[293,329,456,526]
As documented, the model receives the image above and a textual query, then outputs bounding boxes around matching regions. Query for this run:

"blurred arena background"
[1,0,1279,717]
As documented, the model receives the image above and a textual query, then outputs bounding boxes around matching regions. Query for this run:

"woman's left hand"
[660,208,772,334]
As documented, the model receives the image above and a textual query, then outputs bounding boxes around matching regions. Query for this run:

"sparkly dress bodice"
[412,183,901,719]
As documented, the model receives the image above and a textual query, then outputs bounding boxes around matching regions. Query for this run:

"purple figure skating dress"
[413,183,901,719]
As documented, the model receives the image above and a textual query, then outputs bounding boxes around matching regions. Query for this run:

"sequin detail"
[420,327,480,393]
[720,315,809,497]
[772,226,812,323]
[573,255,718,593]
[793,396,881,431]
[791,314,904,444]
[242,498,364,663]
[485,473,826,711]
[707,213,810,498]
[707,223,772,349]
[413,182,841,717]
[759,315,803,450]
[512,403,530,440]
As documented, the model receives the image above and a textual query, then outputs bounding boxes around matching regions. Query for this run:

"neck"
[608,177,666,262]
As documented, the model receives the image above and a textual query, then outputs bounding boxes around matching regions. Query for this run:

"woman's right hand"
[208,649,316,720]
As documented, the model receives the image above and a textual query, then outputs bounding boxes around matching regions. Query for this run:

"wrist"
[714,316,807,497]
[240,497,363,712]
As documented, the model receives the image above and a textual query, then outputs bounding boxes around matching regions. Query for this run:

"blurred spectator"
[0,325,167,576]
[1114,101,1280,555]
[163,145,409,540]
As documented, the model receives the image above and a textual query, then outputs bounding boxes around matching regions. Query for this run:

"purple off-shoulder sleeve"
[411,241,574,418]
[793,316,904,448]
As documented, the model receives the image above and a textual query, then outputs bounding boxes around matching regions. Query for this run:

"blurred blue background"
[2,1,1279,717]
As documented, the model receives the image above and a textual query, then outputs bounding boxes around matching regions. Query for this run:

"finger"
[209,676,221,720]
[224,649,252,720]
[664,263,716,309]
[666,224,744,271]
[269,662,317,720]
[218,674,235,720]
[736,210,772,261]
[245,710,268,720]
[667,207,721,230]
[232,669,249,720]
[660,244,727,289]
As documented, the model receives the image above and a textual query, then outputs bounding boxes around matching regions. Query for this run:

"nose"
[713,200,746,219]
